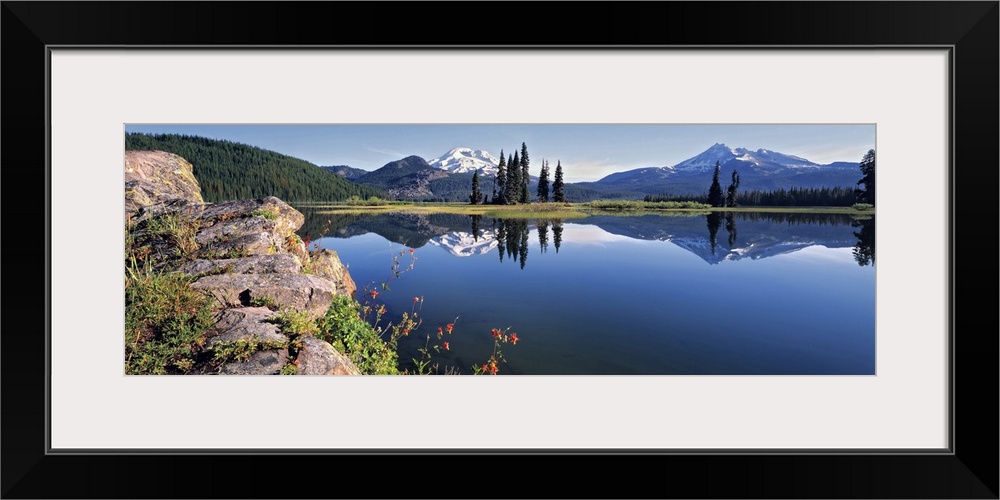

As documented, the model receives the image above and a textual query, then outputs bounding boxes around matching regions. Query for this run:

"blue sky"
[125,124,875,183]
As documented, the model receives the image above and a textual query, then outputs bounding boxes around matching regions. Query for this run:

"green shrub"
[316,295,401,375]
[250,208,278,220]
[852,203,875,211]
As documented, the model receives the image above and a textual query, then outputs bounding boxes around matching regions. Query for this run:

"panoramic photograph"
[124,124,876,376]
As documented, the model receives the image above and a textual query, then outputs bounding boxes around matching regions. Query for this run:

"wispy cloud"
[366,145,407,158]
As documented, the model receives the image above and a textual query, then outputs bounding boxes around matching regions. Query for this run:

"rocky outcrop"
[191,273,339,320]
[126,150,362,375]
[125,150,204,214]
[295,335,361,375]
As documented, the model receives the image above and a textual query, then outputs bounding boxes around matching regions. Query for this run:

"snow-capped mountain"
[426,147,500,175]
[671,143,819,172]
[582,143,861,196]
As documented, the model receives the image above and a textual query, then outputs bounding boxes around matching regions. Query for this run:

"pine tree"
[707,161,725,207]
[553,160,565,203]
[725,170,741,207]
[520,142,530,203]
[537,159,550,202]
[495,150,506,205]
[855,149,876,205]
[470,170,482,205]
[507,151,520,204]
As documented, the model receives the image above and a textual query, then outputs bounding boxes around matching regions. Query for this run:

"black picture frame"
[3,2,997,498]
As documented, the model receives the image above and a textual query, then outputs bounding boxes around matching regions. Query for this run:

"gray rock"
[186,197,304,259]
[219,348,289,375]
[205,307,286,346]
[190,273,338,319]
[125,150,204,215]
[307,249,357,298]
[295,335,361,375]
[175,254,303,277]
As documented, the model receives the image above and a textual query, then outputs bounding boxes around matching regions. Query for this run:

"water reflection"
[294,206,876,374]
[852,216,875,266]
[293,206,875,268]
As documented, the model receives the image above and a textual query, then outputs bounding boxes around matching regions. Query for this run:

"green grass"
[125,260,215,374]
[583,200,713,211]
[142,211,201,259]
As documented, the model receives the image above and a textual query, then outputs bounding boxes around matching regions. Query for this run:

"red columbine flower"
[369,290,378,299]
[491,328,501,339]
[442,342,449,351]
[481,364,489,373]
[488,361,498,375]
[378,306,386,315]
[446,324,454,334]
[413,296,419,303]
[510,333,519,345]
[408,248,415,254]
[437,326,444,335]
[402,328,409,336]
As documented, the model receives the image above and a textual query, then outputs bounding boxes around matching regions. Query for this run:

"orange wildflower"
[510,333,519,345]
[442,342,449,351]
[446,324,454,334]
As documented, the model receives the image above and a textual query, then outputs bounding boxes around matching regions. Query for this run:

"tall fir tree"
[520,142,531,203]
[470,170,482,204]
[552,160,565,203]
[707,161,725,207]
[855,149,876,205]
[725,170,741,207]
[537,159,550,202]
[507,151,520,204]
[495,150,506,205]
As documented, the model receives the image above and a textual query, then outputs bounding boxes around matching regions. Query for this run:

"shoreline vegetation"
[292,198,878,218]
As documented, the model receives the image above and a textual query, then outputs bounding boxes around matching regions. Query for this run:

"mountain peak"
[427,147,500,175]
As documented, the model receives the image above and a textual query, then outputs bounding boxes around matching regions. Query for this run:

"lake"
[295,208,876,375]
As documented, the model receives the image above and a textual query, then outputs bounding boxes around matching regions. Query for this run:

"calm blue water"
[298,210,875,375]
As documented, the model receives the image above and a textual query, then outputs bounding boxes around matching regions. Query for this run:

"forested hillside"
[125,133,383,202]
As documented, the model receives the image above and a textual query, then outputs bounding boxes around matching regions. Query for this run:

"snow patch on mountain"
[427,147,500,175]
[672,143,823,171]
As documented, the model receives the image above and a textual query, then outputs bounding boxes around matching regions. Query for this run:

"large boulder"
[307,249,357,298]
[218,348,289,375]
[295,335,361,375]
[192,197,305,259]
[190,273,339,319]
[125,150,204,214]
[175,254,303,277]
[204,307,286,346]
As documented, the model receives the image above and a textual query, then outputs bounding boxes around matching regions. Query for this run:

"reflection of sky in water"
[315,215,875,375]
